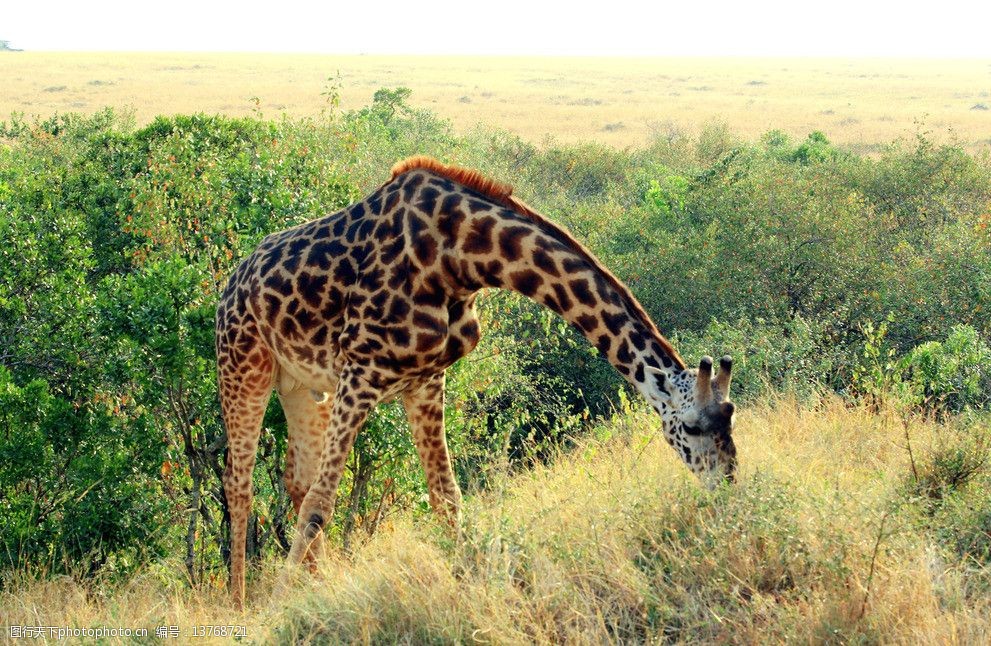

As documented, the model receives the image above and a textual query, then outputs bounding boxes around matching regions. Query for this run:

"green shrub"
[910,422,991,591]
[674,315,838,402]
[644,172,690,219]
[851,133,991,239]
[932,488,991,568]
[0,368,170,575]
[790,130,842,164]
[521,142,633,204]
[901,325,991,413]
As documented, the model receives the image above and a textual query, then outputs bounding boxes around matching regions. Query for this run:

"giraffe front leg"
[403,372,462,531]
[284,366,382,569]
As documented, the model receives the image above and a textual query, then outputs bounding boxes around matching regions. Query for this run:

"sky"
[3,0,991,57]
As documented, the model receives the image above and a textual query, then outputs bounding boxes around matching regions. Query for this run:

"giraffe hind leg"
[286,365,381,569]
[278,380,335,571]
[218,348,274,607]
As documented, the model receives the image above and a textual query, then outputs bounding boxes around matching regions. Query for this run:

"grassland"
[3,398,989,644]
[1,52,990,151]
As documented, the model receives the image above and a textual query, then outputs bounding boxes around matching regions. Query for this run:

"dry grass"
[3,396,989,644]
[2,53,991,151]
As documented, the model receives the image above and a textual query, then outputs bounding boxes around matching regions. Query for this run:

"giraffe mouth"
[714,429,737,481]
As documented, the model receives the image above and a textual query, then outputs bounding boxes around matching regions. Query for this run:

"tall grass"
[3,397,990,644]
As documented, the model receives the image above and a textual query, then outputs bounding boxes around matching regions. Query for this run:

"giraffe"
[215,156,737,605]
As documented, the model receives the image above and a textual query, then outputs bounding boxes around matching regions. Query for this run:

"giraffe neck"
[431,183,687,405]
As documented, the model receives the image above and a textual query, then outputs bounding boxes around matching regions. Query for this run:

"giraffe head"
[648,355,737,485]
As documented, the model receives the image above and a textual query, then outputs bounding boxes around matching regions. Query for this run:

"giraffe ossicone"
[215,156,737,606]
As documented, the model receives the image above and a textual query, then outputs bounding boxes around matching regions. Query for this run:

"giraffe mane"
[390,156,687,371]
[391,156,515,204]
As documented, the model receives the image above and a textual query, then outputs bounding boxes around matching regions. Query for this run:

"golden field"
[3,398,989,644]
[1,52,990,151]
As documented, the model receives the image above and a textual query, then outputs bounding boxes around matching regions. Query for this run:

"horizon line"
[4,50,991,61]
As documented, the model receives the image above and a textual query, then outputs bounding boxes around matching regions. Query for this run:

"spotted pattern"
[216,157,737,605]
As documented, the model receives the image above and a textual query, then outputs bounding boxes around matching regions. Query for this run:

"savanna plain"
[3,53,991,150]
[1,53,991,644]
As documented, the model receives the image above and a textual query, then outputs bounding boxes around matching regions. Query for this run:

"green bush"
[901,325,991,413]
[0,368,169,575]
[851,133,991,239]
[932,487,991,568]
[674,315,838,402]
[790,130,843,164]
[644,172,690,219]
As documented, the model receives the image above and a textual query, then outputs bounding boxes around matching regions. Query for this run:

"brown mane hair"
[391,156,516,205]
[389,156,687,370]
